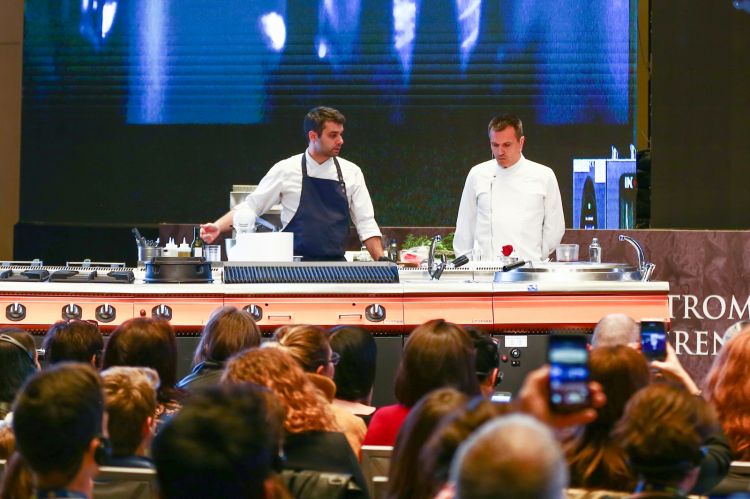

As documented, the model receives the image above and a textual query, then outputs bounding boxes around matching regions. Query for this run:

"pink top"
[362,404,411,446]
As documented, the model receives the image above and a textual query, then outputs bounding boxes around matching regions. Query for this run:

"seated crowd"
[0,310,748,499]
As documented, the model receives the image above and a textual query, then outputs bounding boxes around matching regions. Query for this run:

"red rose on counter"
[502,245,513,257]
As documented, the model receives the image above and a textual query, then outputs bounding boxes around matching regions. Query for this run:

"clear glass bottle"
[388,239,399,262]
[589,237,602,263]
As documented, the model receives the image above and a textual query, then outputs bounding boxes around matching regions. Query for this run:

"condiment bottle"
[178,238,191,257]
[164,238,178,257]
[589,237,602,263]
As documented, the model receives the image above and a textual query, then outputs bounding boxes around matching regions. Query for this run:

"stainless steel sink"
[494,262,644,282]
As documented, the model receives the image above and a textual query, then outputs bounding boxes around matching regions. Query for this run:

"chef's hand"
[200,223,220,244]
[517,365,606,429]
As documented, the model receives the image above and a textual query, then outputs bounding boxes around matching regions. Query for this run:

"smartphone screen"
[641,319,667,361]
[548,334,590,413]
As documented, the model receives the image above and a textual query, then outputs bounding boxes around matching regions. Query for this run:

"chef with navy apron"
[200,106,384,262]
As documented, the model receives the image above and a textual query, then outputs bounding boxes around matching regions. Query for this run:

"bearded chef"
[453,113,565,262]
[201,106,384,262]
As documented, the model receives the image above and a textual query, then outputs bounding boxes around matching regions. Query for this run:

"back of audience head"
[103,318,180,403]
[722,320,750,343]
[419,397,509,499]
[12,363,105,490]
[395,319,480,407]
[0,327,40,369]
[152,383,286,499]
[450,414,568,499]
[274,324,332,376]
[43,319,103,367]
[192,306,261,366]
[704,327,750,459]
[565,345,651,490]
[388,388,469,499]
[591,313,639,348]
[0,451,34,499]
[0,332,38,416]
[101,366,159,458]
[464,327,499,398]
[613,381,718,489]
[222,346,337,434]
[329,326,377,404]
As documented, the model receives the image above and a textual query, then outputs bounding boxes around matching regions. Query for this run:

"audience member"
[387,388,470,499]
[0,452,34,499]
[11,363,108,499]
[223,346,368,497]
[565,345,651,492]
[364,319,480,446]
[102,318,184,425]
[0,327,41,369]
[464,327,500,398]
[613,382,719,498]
[276,324,367,453]
[0,332,38,420]
[43,319,103,367]
[100,366,159,468]
[152,383,289,499]
[591,313,639,348]
[448,414,569,499]
[721,320,750,343]
[329,325,378,422]
[177,306,261,392]
[705,326,750,460]
[418,397,509,499]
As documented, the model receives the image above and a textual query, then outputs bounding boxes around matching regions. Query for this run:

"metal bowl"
[494,262,643,282]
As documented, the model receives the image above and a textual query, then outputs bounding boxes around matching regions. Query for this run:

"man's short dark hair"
[329,326,377,402]
[43,320,103,366]
[13,363,104,481]
[303,106,346,139]
[488,113,523,139]
[152,383,285,499]
[465,327,499,383]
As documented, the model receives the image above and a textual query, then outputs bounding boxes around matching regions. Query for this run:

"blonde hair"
[222,346,338,434]
[101,366,159,456]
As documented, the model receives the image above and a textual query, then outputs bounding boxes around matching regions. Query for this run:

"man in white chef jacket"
[453,114,565,262]
[200,106,384,261]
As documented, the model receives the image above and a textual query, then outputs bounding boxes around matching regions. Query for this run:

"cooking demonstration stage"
[0,259,669,405]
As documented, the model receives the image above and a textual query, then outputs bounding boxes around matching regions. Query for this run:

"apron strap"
[302,153,347,199]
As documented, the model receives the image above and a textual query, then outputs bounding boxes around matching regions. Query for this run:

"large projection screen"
[21,1,637,227]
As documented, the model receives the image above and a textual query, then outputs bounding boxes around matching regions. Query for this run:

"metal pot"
[144,257,213,283]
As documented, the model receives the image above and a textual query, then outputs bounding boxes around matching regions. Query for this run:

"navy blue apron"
[283,154,350,261]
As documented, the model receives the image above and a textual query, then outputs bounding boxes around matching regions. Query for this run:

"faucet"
[428,235,447,280]
[619,234,656,281]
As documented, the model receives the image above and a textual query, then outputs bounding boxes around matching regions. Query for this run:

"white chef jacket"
[235,152,382,242]
[453,155,565,261]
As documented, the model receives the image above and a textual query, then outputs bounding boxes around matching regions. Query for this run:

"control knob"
[365,303,386,322]
[243,304,263,321]
[6,303,26,321]
[509,348,521,359]
[152,304,173,321]
[95,304,116,323]
[62,303,82,320]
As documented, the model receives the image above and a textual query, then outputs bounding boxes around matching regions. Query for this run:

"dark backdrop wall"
[650,0,750,228]
[19,1,636,239]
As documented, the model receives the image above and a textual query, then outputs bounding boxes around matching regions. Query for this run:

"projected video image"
[25,0,633,125]
[22,1,637,226]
